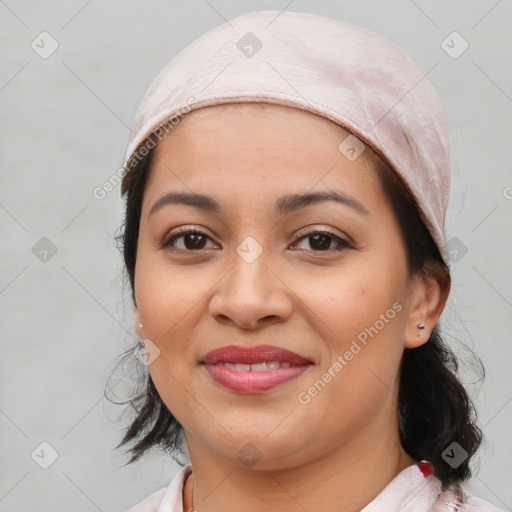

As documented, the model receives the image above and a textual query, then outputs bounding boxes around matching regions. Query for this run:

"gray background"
[1,0,511,510]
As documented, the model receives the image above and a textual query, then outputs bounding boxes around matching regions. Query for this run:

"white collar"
[153,463,488,512]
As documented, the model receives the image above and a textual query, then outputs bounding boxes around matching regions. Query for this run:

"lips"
[201,345,313,393]
[201,344,312,365]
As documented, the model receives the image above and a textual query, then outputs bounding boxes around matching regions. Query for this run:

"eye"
[161,226,352,254]
[291,228,352,252]
[161,227,217,252]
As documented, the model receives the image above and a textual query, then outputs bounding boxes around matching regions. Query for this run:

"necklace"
[187,471,197,512]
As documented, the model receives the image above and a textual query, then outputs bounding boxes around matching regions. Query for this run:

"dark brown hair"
[109,132,484,490]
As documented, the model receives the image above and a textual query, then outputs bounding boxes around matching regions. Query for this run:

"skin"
[133,103,450,512]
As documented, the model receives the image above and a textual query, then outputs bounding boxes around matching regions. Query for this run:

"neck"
[182,423,416,512]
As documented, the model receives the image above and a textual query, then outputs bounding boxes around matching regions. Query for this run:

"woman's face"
[133,103,435,470]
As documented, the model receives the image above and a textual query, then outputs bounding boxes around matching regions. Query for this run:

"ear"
[134,309,144,339]
[403,262,451,349]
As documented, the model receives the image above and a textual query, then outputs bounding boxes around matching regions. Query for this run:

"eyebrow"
[148,190,369,218]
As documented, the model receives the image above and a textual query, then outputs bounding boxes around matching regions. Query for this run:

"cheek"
[134,255,221,427]
[291,272,406,445]
[134,255,207,340]
[293,264,407,409]
[135,271,200,430]
[300,265,406,351]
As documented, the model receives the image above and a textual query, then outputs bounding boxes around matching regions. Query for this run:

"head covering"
[121,10,451,270]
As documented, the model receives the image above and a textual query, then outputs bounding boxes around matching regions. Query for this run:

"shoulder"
[124,486,168,512]
[123,464,193,512]
[459,495,505,512]
[433,485,505,512]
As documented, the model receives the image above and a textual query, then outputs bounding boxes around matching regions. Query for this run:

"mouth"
[200,344,313,393]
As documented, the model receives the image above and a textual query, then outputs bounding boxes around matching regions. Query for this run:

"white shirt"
[125,463,503,512]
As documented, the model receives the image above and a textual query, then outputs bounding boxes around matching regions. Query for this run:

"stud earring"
[417,323,425,338]
[139,322,143,328]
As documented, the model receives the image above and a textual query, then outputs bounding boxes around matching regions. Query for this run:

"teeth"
[219,361,294,371]
[251,362,267,371]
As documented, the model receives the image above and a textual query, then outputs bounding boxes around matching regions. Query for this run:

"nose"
[208,248,293,331]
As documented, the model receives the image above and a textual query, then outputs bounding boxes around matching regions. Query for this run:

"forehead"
[157,102,353,147]
[136,103,407,244]
[147,102,383,190]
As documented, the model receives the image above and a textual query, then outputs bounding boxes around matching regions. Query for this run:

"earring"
[139,322,143,328]
[417,323,425,338]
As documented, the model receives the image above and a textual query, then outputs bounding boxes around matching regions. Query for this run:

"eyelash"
[161,227,352,254]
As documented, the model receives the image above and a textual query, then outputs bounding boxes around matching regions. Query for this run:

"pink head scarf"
[121,10,451,270]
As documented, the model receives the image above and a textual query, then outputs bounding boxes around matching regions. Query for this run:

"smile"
[215,361,296,371]
[202,361,312,393]
[200,344,313,393]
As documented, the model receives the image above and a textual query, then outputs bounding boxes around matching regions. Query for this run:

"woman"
[114,10,502,512]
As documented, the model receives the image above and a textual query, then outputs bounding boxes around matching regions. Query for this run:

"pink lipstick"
[201,345,313,393]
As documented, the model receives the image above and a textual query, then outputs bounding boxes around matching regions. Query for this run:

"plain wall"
[1,1,511,510]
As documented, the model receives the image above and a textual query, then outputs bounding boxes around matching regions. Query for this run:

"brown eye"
[293,229,352,252]
[162,228,214,252]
